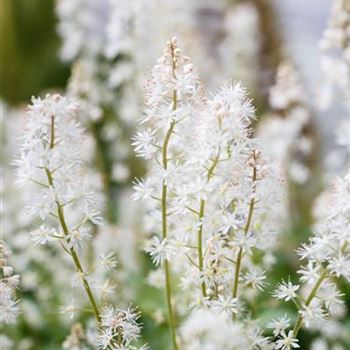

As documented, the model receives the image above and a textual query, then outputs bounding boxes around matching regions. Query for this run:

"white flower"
[99,279,117,295]
[131,178,155,201]
[297,261,321,284]
[275,330,300,349]
[96,328,114,350]
[267,314,291,337]
[328,255,350,279]
[210,295,239,317]
[145,237,173,266]
[30,225,58,245]
[132,128,158,159]
[299,303,326,328]
[0,282,20,325]
[231,231,257,255]
[66,228,92,250]
[219,212,242,234]
[273,280,300,301]
[6,275,20,289]
[83,208,104,226]
[0,243,20,326]
[99,305,142,348]
[320,282,344,316]
[99,252,118,271]
[242,268,267,291]
[59,300,77,320]
[2,266,13,277]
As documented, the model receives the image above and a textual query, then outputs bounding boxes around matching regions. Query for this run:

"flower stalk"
[197,152,220,297]
[291,268,328,338]
[232,151,258,299]
[160,48,179,349]
[47,116,101,323]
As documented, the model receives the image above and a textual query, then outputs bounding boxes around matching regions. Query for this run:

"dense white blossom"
[272,168,350,346]
[0,242,20,326]
[97,305,143,349]
[132,37,287,348]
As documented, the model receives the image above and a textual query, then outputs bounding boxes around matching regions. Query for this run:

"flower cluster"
[180,309,270,349]
[0,240,20,325]
[271,168,350,347]
[133,38,286,348]
[13,94,144,349]
[14,94,103,250]
[97,305,146,350]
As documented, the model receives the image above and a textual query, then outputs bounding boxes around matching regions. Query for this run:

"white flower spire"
[134,38,286,349]
[14,94,102,323]
[272,167,350,347]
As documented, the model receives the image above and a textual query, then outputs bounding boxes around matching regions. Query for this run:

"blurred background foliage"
[1,0,69,105]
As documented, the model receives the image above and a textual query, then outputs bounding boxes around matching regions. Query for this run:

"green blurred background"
[1,0,69,105]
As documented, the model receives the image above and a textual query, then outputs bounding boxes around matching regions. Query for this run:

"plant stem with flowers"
[160,45,179,349]
[45,115,101,323]
[161,118,179,350]
[197,152,221,298]
[232,150,258,300]
[291,268,328,338]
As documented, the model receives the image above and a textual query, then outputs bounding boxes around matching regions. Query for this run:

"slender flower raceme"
[271,168,350,347]
[133,37,205,349]
[13,94,144,349]
[14,94,102,322]
[133,38,286,348]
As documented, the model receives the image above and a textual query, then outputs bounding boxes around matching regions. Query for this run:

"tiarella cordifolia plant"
[1,102,99,346]
[133,37,286,349]
[57,0,267,225]
[5,1,350,349]
[13,94,144,349]
[0,240,20,348]
[271,168,350,349]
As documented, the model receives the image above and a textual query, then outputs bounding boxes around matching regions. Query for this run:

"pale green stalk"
[232,153,257,300]
[292,268,328,338]
[46,116,101,323]
[160,42,179,350]
[197,153,220,297]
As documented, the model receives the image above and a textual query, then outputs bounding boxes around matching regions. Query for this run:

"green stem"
[57,202,101,323]
[164,260,178,350]
[292,268,328,338]
[196,153,220,298]
[46,116,101,323]
[197,199,207,297]
[160,97,178,350]
[232,156,257,299]
[232,248,243,299]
